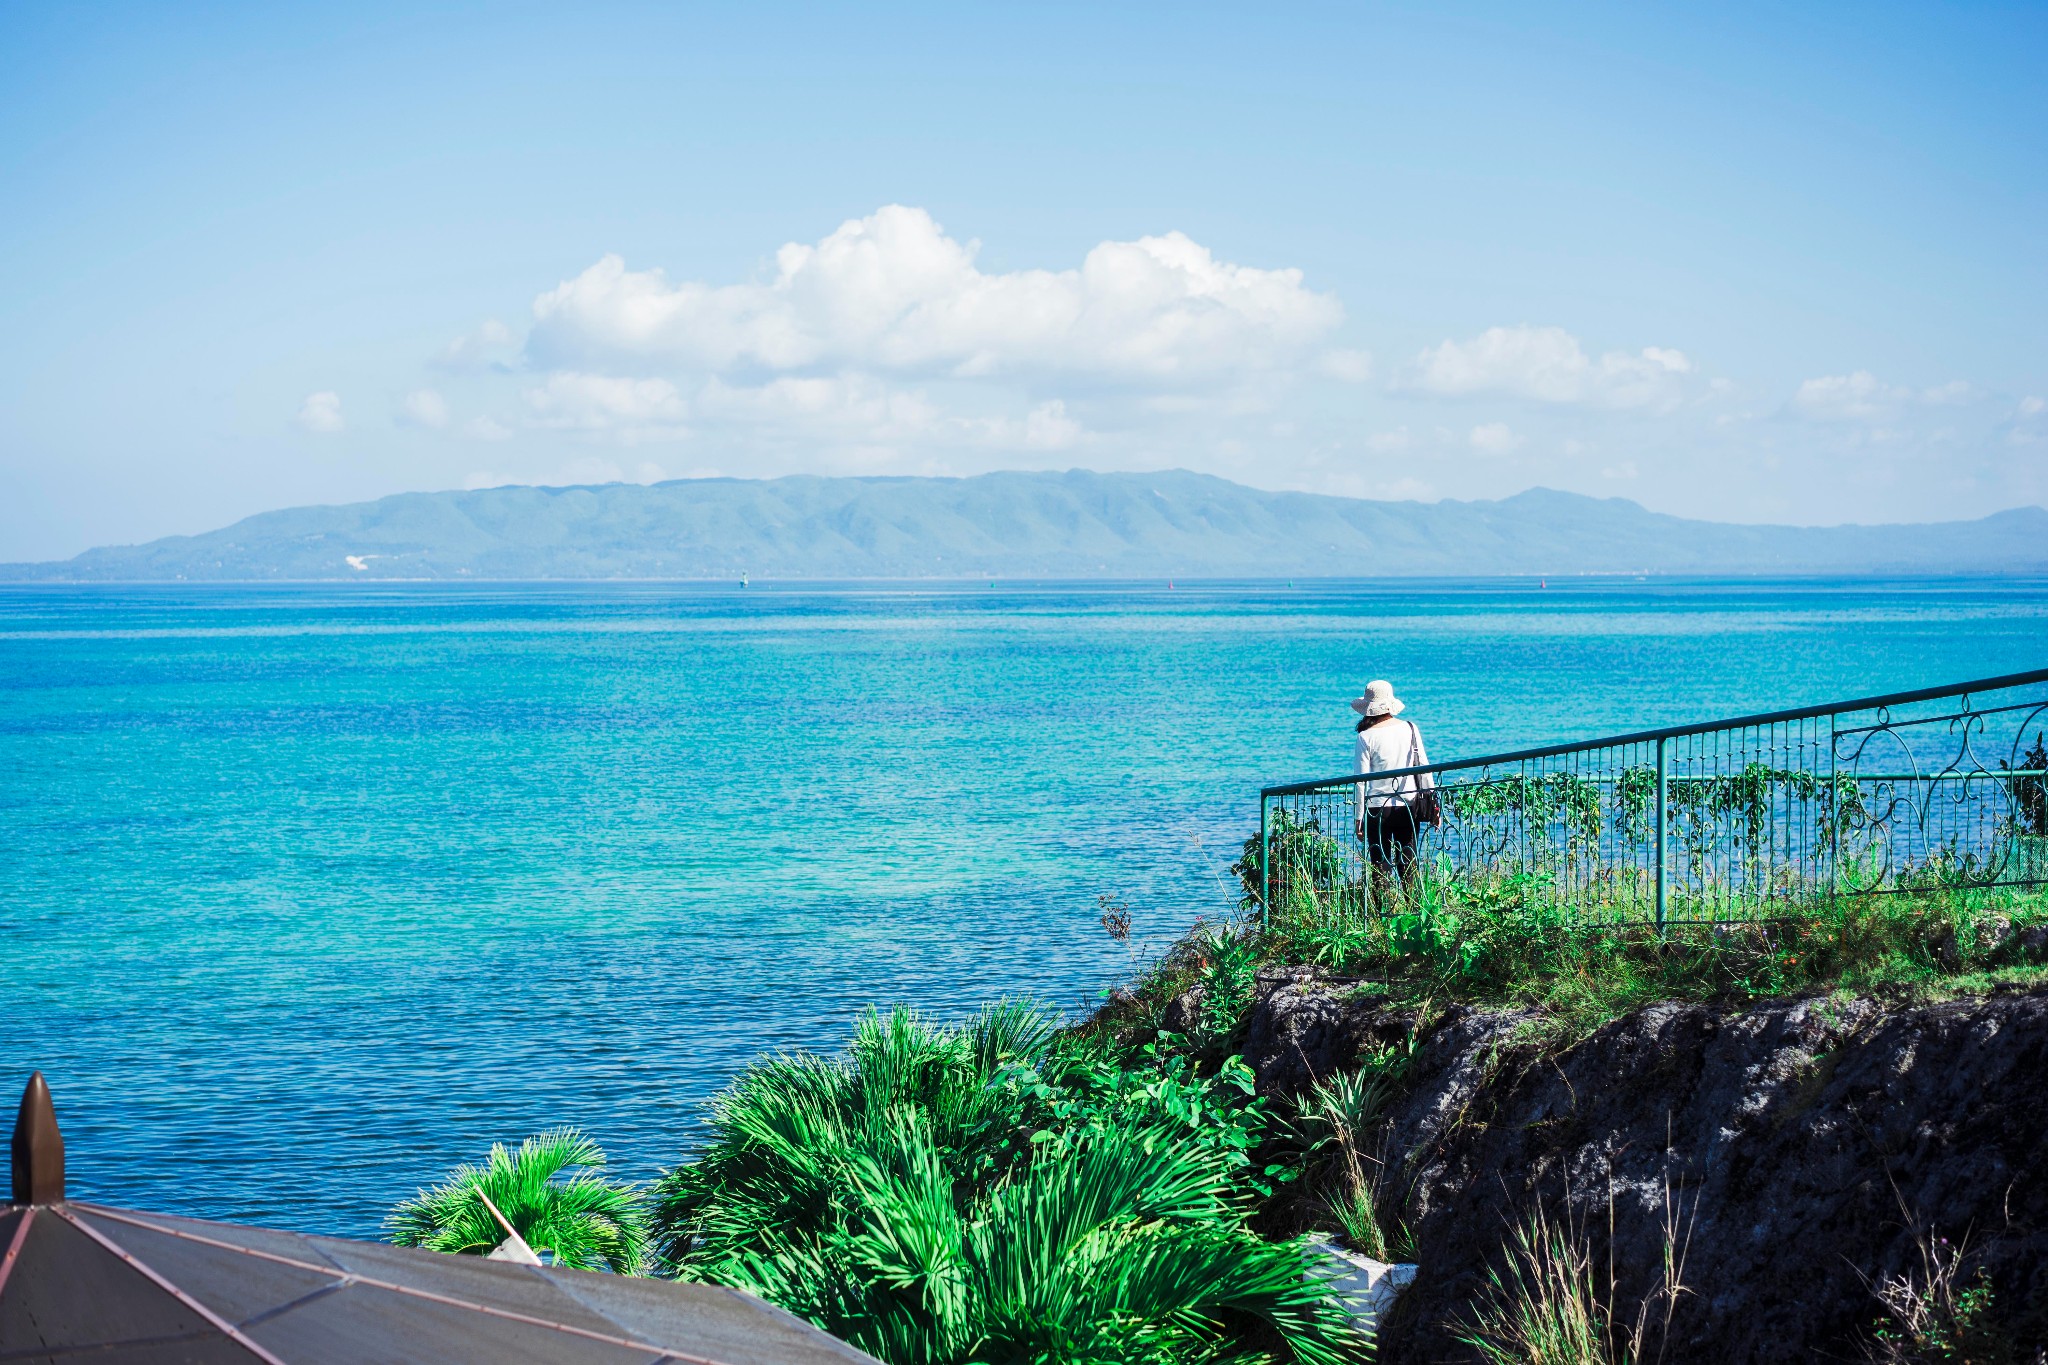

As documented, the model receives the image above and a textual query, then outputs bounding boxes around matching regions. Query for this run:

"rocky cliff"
[1236,969,2048,1362]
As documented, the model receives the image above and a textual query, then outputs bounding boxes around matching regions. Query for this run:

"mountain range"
[6,470,2046,580]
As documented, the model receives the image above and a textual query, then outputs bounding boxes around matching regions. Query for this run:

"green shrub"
[654,1003,1362,1365]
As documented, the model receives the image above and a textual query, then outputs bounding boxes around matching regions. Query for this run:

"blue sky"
[2,1,2044,560]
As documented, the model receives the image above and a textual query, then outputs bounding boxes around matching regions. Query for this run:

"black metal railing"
[1256,667,2048,928]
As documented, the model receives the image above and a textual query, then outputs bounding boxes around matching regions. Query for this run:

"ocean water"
[3,577,2045,1239]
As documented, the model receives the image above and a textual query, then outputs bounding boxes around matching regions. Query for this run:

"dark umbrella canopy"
[1,1074,877,1365]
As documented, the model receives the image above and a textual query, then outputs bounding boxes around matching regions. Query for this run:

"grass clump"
[1286,1047,1416,1262]
[649,1001,1364,1365]
[1457,1209,1617,1365]
[1456,1194,1690,1365]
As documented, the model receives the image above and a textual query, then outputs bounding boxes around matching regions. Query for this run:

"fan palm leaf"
[388,1127,649,1274]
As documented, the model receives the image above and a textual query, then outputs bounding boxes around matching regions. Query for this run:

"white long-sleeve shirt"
[1355,719,1434,816]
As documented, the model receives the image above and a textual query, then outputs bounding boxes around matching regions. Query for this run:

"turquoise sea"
[3,577,2045,1239]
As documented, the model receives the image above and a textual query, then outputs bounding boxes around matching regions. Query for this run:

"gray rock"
[1236,978,2048,1362]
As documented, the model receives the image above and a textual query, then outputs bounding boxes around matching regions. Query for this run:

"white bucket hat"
[1350,679,1405,717]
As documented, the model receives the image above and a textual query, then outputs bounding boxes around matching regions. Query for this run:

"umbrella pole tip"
[11,1071,65,1205]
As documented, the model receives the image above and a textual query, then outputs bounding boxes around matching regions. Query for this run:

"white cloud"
[1319,348,1374,383]
[1469,421,1520,454]
[1402,325,1694,411]
[693,373,933,436]
[2019,395,2045,418]
[295,391,344,433]
[526,205,1342,383]
[1793,371,1904,420]
[523,373,688,432]
[560,456,669,486]
[437,319,518,371]
[694,375,1085,452]
[1015,399,1081,450]
[1365,427,1411,453]
[463,416,513,442]
[1793,371,1988,421]
[399,389,450,429]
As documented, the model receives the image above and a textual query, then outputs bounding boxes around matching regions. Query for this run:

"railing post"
[1258,793,1271,929]
[1828,711,1841,900]
[1654,736,1668,933]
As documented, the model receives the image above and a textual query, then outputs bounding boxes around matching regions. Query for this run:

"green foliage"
[654,1003,1361,1365]
[1236,808,1347,916]
[1283,1043,1416,1264]
[1447,773,1605,853]
[1119,829,2048,1044]
[1430,762,1871,876]
[2001,731,2048,839]
[386,1127,650,1273]
[1184,923,1263,1052]
[1297,1066,1397,1156]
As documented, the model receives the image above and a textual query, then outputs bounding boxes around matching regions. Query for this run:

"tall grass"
[1289,1051,1411,1262]
[1455,1186,1691,1365]
[1457,1208,1616,1365]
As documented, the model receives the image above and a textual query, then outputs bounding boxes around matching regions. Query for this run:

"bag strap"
[1405,721,1421,770]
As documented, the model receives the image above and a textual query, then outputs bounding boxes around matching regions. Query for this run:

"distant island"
[5,469,2046,580]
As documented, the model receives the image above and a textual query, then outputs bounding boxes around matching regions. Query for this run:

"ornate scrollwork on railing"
[1832,692,2048,892]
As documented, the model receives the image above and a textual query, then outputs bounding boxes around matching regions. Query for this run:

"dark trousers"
[1364,803,1420,878]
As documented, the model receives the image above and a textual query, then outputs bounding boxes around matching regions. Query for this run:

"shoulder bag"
[1405,721,1441,826]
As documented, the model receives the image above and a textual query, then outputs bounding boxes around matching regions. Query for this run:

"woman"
[1351,679,1437,882]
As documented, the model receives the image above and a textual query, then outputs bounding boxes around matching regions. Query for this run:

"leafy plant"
[1235,808,1347,919]
[2001,732,2048,839]
[1287,1041,1418,1264]
[1116,817,2048,1055]
[386,1128,650,1273]
[654,1003,1361,1365]
[1185,922,1262,1052]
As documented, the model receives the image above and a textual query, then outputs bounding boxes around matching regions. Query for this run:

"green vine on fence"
[1438,761,1872,870]
[1443,772,1606,851]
